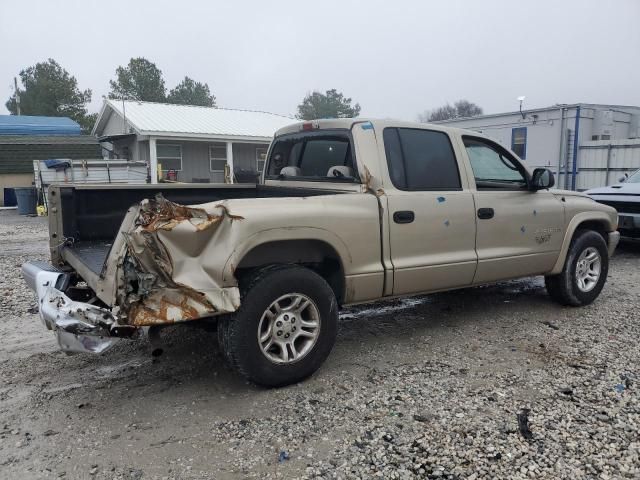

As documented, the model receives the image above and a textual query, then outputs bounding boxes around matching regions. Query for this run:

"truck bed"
[50,183,346,285]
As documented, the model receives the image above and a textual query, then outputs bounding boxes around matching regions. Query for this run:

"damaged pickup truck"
[23,119,620,387]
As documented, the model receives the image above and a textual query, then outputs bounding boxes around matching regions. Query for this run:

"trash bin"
[14,187,38,215]
[234,169,259,183]
[3,187,17,207]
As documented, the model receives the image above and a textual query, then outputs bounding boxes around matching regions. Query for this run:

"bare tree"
[419,99,483,122]
[454,100,483,118]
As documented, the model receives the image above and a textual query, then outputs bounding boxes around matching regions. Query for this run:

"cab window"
[383,127,461,191]
[463,137,528,190]
[266,132,357,181]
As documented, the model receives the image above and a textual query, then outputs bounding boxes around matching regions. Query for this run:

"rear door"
[383,127,478,295]
[461,136,565,283]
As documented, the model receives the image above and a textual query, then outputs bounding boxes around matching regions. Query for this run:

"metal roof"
[0,115,81,135]
[94,100,295,140]
[0,135,99,145]
[434,103,640,124]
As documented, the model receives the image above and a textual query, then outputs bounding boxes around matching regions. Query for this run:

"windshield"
[266,132,358,181]
[626,169,640,183]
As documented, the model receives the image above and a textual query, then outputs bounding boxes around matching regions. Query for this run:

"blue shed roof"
[0,115,81,135]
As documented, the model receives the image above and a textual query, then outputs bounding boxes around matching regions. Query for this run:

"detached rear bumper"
[22,261,133,354]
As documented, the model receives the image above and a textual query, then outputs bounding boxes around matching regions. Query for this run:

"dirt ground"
[0,210,638,479]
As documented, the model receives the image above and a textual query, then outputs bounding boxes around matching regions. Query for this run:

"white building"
[436,103,640,190]
[92,100,294,184]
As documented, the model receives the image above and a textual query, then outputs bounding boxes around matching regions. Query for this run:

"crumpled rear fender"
[104,192,378,326]
[109,195,242,326]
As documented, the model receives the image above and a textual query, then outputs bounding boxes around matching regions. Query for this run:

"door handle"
[477,208,494,220]
[393,210,415,224]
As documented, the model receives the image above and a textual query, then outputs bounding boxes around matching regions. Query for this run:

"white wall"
[101,110,128,136]
[578,140,640,189]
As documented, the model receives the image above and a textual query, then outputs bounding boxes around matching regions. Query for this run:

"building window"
[256,147,267,173]
[210,143,227,172]
[511,127,527,159]
[157,144,182,171]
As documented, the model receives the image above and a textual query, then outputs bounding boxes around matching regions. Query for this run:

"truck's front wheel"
[545,230,609,306]
[218,265,338,387]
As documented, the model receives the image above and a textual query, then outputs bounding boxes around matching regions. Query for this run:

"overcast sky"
[1,0,639,120]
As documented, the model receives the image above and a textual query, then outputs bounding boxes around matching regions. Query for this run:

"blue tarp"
[44,159,71,170]
[0,115,81,136]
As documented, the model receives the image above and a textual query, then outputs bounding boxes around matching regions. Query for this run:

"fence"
[576,139,640,190]
[34,159,148,188]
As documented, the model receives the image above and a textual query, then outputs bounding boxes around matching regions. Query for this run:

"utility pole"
[122,97,127,133]
[14,77,21,115]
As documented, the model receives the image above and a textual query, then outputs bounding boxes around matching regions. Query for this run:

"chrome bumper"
[22,261,126,354]
[608,231,620,257]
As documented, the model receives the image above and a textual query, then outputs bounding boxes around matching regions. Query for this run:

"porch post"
[149,137,158,184]
[226,141,234,184]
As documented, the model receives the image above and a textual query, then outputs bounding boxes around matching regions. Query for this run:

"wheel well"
[575,220,608,244]
[236,240,345,305]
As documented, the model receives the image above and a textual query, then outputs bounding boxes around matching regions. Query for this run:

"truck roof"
[274,118,481,138]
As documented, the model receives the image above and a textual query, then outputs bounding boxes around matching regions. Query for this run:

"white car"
[587,169,640,238]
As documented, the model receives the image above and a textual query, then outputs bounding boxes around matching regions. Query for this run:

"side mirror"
[530,168,555,191]
[619,174,628,183]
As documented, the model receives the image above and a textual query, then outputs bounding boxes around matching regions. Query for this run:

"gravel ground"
[0,209,638,480]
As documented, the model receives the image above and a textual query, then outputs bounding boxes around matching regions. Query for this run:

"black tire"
[545,230,609,306]
[218,265,338,387]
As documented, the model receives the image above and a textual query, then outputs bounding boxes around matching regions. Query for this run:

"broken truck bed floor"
[63,241,112,276]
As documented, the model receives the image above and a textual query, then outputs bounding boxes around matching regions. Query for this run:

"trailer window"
[511,127,527,159]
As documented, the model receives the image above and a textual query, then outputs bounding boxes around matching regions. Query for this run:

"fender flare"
[549,212,615,275]
[221,226,352,285]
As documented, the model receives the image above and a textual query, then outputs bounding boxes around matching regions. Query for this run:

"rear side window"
[383,128,461,190]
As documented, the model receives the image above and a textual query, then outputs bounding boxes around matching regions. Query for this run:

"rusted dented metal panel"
[136,195,242,232]
[127,287,216,326]
[118,194,242,326]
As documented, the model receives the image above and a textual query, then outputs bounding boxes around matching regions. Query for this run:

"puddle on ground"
[340,297,431,321]
[95,357,152,379]
[42,383,84,394]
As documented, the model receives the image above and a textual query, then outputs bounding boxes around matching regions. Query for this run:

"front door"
[384,127,478,295]
[461,137,565,284]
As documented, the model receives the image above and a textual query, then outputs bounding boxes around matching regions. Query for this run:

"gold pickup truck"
[23,119,619,386]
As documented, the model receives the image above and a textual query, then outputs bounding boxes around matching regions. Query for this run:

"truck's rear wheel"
[218,265,338,387]
[545,230,609,306]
